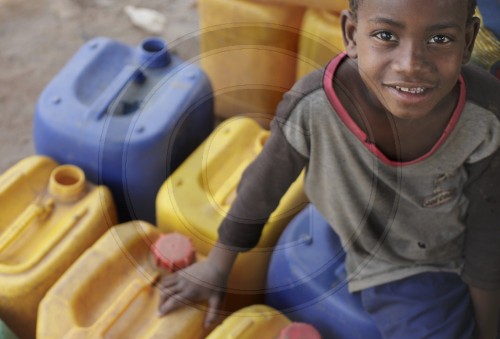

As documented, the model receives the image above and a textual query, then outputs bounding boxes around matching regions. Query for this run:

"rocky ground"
[0,0,200,173]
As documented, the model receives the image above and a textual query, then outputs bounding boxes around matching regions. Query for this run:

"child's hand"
[156,259,228,328]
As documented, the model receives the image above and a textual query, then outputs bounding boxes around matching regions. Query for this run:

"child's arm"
[157,68,320,327]
[469,285,500,339]
[156,79,311,326]
[156,119,306,325]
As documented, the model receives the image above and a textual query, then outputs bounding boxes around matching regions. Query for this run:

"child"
[158,0,500,337]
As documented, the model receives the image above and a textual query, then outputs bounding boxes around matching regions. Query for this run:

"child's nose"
[392,42,429,75]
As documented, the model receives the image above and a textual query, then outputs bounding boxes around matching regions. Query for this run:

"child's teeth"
[396,86,425,94]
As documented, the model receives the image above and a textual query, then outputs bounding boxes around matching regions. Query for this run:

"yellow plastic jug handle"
[211,131,268,207]
[211,161,249,208]
[0,206,89,274]
[0,199,54,253]
[64,274,159,338]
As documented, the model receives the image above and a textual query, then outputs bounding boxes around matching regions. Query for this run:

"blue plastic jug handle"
[85,65,144,120]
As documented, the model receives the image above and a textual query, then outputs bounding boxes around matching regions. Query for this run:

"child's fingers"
[158,283,182,305]
[204,293,224,328]
[157,291,187,317]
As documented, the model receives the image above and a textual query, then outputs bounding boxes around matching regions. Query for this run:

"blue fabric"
[359,272,475,339]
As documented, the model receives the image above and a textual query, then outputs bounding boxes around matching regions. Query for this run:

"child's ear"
[462,16,481,64]
[341,10,358,59]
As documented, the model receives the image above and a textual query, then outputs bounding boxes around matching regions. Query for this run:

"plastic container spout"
[138,37,171,69]
[48,165,87,202]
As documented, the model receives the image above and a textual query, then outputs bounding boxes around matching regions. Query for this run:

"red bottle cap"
[279,322,322,339]
[151,233,196,272]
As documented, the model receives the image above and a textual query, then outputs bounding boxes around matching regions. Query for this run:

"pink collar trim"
[323,53,466,167]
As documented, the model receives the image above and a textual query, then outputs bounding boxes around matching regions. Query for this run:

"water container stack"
[197,0,305,127]
[156,116,308,311]
[265,204,381,339]
[295,7,347,79]
[34,36,214,223]
[37,221,209,339]
[0,156,117,339]
[1,0,364,336]
[198,0,349,124]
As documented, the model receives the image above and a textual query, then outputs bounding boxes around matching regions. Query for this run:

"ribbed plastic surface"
[151,233,196,272]
[0,156,117,339]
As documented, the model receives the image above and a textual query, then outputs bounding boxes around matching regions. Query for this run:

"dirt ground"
[0,0,200,173]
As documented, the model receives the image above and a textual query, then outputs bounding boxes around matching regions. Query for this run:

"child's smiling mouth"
[385,82,434,101]
[395,86,426,94]
[382,82,438,111]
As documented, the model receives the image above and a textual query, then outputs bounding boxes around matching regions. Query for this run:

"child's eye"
[374,31,396,41]
[429,35,452,44]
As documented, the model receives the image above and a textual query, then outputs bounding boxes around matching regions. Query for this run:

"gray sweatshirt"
[218,53,500,292]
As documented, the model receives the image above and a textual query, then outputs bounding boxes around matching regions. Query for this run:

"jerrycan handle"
[90,276,158,337]
[65,233,196,338]
[63,276,158,339]
[85,65,145,120]
[212,161,250,207]
[0,165,90,273]
[85,37,171,121]
[0,199,54,253]
[212,131,270,207]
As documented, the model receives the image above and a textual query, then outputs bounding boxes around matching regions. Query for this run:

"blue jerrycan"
[34,37,214,223]
[265,204,381,339]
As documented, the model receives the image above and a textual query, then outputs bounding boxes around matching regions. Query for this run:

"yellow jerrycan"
[296,9,346,80]
[37,221,209,339]
[198,0,304,127]
[0,155,117,339]
[248,0,349,13]
[156,116,308,311]
[206,304,322,339]
[206,305,290,338]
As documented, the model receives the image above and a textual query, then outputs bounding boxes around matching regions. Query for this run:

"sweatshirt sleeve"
[216,69,326,251]
[461,64,500,290]
[216,115,308,251]
[462,147,500,290]
[219,113,306,251]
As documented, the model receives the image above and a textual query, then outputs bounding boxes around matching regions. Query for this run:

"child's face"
[343,0,479,120]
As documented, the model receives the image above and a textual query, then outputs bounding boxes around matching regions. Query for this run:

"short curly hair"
[348,0,477,23]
